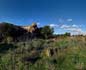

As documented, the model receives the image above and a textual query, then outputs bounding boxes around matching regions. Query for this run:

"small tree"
[64,32,71,36]
[41,26,54,39]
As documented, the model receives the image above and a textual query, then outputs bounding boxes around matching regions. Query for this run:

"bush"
[40,26,54,39]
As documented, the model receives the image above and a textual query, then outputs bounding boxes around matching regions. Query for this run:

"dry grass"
[0,36,86,70]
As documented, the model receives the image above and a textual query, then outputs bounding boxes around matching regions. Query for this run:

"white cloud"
[65,27,82,32]
[72,24,78,27]
[49,23,86,35]
[60,25,70,28]
[49,24,59,27]
[60,24,81,32]
[37,22,40,25]
[60,24,85,35]
[67,19,73,22]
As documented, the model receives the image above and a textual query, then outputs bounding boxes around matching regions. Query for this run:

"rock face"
[17,23,40,41]
[21,23,40,39]
[22,23,38,33]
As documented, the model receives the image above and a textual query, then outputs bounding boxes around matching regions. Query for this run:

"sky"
[0,0,86,35]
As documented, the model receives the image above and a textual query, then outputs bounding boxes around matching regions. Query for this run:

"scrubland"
[0,36,86,70]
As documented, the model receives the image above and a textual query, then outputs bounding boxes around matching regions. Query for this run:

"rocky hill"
[22,23,38,33]
[0,22,53,42]
[0,22,41,42]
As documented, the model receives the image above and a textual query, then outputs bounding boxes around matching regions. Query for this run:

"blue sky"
[0,0,86,35]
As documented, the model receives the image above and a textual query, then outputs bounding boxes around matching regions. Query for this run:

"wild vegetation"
[0,22,54,42]
[0,22,86,70]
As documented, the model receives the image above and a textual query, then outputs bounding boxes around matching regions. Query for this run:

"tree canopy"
[41,26,54,39]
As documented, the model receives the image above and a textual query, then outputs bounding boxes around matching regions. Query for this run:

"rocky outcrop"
[0,22,42,42]
[22,23,38,33]
[21,23,40,39]
[16,23,42,41]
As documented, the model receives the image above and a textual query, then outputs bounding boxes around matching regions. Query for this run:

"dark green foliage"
[0,43,17,53]
[40,26,54,39]
[64,32,71,36]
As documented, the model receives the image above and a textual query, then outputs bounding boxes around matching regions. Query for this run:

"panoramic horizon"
[0,0,86,70]
[0,0,86,35]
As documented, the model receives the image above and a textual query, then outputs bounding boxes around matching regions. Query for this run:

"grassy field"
[0,36,86,70]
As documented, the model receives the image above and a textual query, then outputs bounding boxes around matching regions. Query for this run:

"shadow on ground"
[0,43,17,53]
